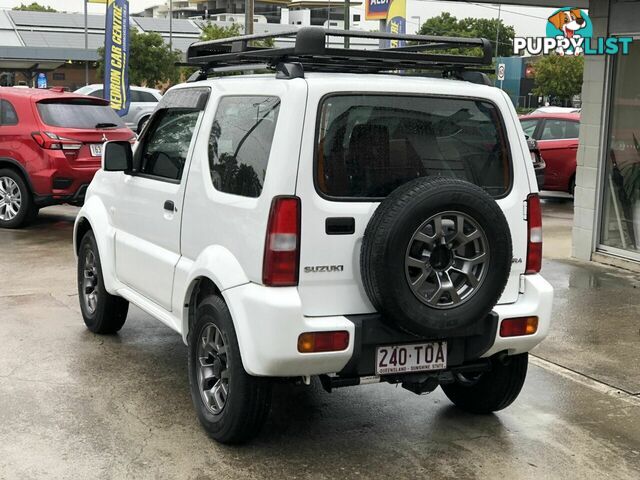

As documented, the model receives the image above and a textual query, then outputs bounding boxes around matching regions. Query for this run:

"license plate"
[90,144,102,157]
[376,341,447,375]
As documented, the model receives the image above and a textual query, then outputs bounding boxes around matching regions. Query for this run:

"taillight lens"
[500,316,538,337]
[31,131,82,150]
[263,196,301,286]
[526,193,542,274]
[297,331,349,353]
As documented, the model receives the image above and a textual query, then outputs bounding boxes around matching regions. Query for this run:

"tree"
[418,13,516,58]
[199,22,274,47]
[13,2,57,12]
[200,23,242,41]
[97,29,181,88]
[532,55,584,101]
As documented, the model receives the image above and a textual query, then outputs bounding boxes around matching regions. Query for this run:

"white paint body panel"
[74,73,553,378]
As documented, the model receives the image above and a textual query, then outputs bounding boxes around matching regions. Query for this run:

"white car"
[530,106,581,115]
[73,28,553,444]
[74,84,162,132]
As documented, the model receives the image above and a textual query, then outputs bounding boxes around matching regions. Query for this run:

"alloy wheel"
[405,211,490,309]
[0,176,22,221]
[197,323,230,415]
[82,249,99,314]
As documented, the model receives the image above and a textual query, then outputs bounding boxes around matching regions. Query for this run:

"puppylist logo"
[514,7,633,56]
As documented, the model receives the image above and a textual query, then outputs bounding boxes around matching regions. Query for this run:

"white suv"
[74,29,553,444]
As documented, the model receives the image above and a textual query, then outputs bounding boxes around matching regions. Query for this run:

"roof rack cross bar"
[186,27,494,83]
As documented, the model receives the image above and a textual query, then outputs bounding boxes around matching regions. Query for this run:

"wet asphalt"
[0,201,639,479]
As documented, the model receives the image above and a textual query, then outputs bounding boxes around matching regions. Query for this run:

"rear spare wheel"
[360,176,512,336]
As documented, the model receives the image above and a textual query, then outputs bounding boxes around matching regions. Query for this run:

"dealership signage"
[104,0,131,116]
[366,0,406,47]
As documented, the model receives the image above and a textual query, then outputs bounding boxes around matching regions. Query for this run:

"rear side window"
[132,90,158,103]
[316,95,512,198]
[0,100,18,125]
[520,119,538,138]
[88,90,104,99]
[37,100,124,129]
[540,119,580,140]
[208,96,280,198]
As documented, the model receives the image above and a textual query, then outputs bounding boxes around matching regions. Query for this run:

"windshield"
[316,95,512,199]
[37,100,125,129]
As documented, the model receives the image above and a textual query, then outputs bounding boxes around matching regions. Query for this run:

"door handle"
[163,200,175,212]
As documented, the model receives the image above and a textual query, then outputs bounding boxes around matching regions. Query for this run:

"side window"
[540,119,579,140]
[88,89,104,99]
[138,91,159,103]
[0,99,18,125]
[137,108,200,181]
[208,96,280,198]
[520,119,538,138]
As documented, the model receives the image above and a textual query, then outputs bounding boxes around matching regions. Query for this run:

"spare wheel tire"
[360,176,512,337]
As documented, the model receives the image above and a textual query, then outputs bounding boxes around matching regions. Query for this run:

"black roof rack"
[186,27,494,84]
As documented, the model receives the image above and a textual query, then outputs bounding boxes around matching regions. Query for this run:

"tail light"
[500,316,538,337]
[298,331,349,353]
[32,131,82,151]
[262,196,301,286]
[526,193,542,274]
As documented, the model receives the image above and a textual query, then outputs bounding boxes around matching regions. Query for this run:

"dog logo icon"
[546,8,592,55]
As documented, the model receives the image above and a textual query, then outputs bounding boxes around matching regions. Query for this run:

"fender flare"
[74,196,120,294]
[179,245,250,342]
[0,157,35,193]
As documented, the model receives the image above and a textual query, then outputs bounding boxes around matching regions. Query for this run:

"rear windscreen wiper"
[95,122,118,129]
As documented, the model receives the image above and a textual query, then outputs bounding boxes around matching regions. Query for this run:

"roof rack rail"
[186,28,494,84]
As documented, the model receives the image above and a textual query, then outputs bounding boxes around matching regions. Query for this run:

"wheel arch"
[183,276,223,344]
[0,157,34,194]
[74,196,119,294]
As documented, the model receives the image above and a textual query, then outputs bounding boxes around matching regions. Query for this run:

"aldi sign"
[366,0,391,20]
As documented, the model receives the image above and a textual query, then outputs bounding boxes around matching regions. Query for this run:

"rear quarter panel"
[178,77,309,287]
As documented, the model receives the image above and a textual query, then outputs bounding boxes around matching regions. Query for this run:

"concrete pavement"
[0,204,639,479]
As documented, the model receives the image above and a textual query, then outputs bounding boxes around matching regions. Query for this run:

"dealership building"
[491,0,639,270]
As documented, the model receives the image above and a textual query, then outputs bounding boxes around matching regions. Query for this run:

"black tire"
[0,168,35,229]
[440,353,528,413]
[569,175,576,196]
[77,230,129,334]
[361,176,512,337]
[188,295,272,444]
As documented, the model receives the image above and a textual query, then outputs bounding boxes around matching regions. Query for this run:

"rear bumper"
[224,273,553,377]
[31,153,99,206]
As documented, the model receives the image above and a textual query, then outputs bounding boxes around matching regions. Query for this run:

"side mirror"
[102,140,133,172]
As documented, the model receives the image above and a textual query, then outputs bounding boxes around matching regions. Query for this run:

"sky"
[0,0,560,38]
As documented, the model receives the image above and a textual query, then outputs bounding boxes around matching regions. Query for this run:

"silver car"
[74,84,162,132]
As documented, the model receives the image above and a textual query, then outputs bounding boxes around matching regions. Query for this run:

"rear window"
[37,100,124,129]
[316,95,512,199]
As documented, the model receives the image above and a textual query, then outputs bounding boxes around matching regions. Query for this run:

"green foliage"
[13,2,57,12]
[97,29,181,89]
[199,22,274,47]
[200,23,242,41]
[417,13,516,58]
[532,55,584,100]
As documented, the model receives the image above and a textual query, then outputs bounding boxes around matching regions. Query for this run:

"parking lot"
[1,202,639,480]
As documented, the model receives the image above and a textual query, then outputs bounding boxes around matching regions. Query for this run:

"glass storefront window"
[600,41,640,254]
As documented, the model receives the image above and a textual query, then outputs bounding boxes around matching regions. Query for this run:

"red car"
[0,87,134,228]
[519,112,580,194]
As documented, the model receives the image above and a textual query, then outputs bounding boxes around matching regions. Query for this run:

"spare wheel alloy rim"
[404,210,490,309]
